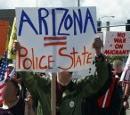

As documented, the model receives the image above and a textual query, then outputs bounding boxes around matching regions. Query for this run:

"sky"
[0,0,129,31]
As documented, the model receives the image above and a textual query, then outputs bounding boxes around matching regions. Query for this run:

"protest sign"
[16,7,97,76]
[103,32,130,56]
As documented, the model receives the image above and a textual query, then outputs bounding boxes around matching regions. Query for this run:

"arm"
[18,72,51,97]
[124,83,130,98]
[76,37,109,97]
[122,83,130,109]
[123,69,130,109]
[77,56,109,98]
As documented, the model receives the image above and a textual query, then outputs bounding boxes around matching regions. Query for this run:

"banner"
[16,7,97,76]
[103,32,130,56]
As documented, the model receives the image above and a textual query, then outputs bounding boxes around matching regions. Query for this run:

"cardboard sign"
[16,7,97,76]
[0,20,9,56]
[103,32,130,56]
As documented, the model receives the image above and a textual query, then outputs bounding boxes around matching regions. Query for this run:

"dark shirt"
[56,82,66,115]
[0,98,25,115]
[56,81,76,115]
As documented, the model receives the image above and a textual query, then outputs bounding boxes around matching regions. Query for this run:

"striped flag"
[0,52,8,104]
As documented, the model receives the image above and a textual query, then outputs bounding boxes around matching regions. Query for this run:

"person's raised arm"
[77,37,109,97]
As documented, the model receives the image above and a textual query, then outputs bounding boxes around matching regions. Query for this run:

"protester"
[81,37,121,115]
[121,64,130,115]
[81,37,107,115]
[11,36,108,115]
[97,61,123,115]
[112,59,129,115]
[123,65,130,109]
[82,38,124,115]
[124,65,130,82]
[0,78,25,115]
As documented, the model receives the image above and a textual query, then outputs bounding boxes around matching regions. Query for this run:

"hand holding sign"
[12,40,21,52]
[92,37,103,49]
[92,37,103,56]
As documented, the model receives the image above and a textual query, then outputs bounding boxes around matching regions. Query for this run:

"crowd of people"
[0,19,130,115]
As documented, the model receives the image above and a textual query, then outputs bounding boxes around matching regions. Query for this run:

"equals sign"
[44,36,67,47]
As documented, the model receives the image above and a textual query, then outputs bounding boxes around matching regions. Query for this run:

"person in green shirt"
[13,37,109,115]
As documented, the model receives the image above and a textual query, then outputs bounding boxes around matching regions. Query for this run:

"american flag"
[0,52,8,104]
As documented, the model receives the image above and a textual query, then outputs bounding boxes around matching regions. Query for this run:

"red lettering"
[58,47,73,70]
[115,44,123,49]
[23,58,32,69]
[36,57,38,69]
[18,46,28,69]
[58,46,93,70]
[70,48,78,68]
[82,46,88,65]
[123,38,126,43]
[117,32,125,37]
[18,45,94,71]
[104,50,130,55]
[114,38,126,43]
[31,48,35,69]
[39,56,47,69]
[18,47,54,70]
[48,55,55,69]
[86,53,92,64]
[75,56,82,67]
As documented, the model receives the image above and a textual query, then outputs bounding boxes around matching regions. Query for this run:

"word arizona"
[18,8,96,36]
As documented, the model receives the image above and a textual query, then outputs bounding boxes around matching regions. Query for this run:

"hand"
[123,100,129,109]
[92,37,103,55]
[12,40,21,52]
[25,94,33,109]
[92,37,103,49]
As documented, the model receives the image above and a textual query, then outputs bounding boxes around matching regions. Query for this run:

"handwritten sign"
[16,7,97,75]
[103,32,130,56]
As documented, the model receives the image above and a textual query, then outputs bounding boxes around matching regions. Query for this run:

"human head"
[7,64,15,73]
[2,79,19,103]
[113,59,123,73]
[92,37,103,55]
[57,71,73,86]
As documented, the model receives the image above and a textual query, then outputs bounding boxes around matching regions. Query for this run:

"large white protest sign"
[103,32,130,56]
[16,7,97,76]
